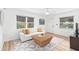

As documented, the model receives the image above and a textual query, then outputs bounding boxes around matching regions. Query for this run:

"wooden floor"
[2,33,75,51]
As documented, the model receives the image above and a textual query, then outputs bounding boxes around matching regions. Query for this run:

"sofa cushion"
[37,27,44,32]
[21,29,31,34]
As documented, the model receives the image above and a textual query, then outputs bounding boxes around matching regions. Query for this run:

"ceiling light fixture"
[45,8,50,15]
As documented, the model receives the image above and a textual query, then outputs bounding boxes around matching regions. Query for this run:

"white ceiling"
[19,8,77,15]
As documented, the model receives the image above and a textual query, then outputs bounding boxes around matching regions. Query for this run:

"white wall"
[0,10,3,50]
[3,8,45,41]
[46,9,79,37]
[0,25,3,50]
[45,16,54,32]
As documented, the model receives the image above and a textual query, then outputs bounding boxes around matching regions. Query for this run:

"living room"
[0,8,79,51]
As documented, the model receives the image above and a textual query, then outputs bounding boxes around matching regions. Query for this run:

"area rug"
[13,37,63,51]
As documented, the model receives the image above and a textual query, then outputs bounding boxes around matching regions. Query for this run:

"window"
[16,16,34,29]
[27,17,34,28]
[60,16,74,29]
[17,16,26,29]
[39,19,45,25]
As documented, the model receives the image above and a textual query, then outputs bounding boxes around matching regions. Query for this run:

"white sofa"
[19,32,45,42]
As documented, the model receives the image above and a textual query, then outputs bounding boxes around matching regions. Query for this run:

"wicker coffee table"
[32,33,53,47]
